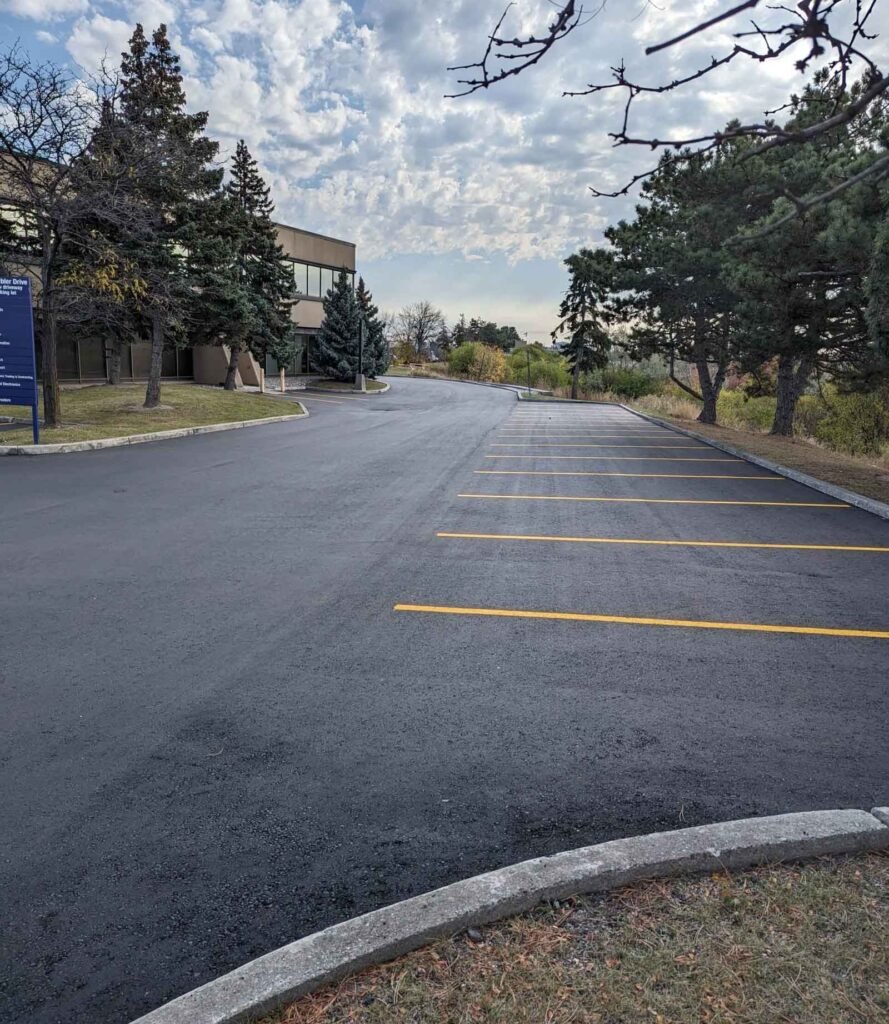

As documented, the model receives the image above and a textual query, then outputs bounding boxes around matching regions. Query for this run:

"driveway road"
[1,378,887,1023]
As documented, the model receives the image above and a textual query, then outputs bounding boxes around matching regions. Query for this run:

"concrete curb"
[303,381,390,396]
[131,808,888,1024]
[381,374,543,395]
[516,392,611,405]
[620,405,889,521]
[0,409,308,456]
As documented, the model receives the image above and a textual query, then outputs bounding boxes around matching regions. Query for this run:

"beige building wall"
[275,223,356,333]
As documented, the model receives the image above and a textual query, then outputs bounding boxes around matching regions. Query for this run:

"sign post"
[0,277,39,444]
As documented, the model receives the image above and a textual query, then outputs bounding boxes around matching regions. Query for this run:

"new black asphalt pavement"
[2,378,887,1023]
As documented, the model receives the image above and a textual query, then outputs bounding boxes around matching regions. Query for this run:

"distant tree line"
[553,73,889,433]
[0,27,381,425]
[388,303,522,363]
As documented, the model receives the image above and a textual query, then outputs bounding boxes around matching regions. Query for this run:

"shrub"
[448,342,478,376]
[448,342,507,382]
[716,391,775,431]
[814,390,889,456]
[506,346,571,390]
[582,366,665,399]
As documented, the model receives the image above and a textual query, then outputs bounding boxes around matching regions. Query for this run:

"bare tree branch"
[449,0,886,218]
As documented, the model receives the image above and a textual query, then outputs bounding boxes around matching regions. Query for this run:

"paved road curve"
[2,378,887,1023]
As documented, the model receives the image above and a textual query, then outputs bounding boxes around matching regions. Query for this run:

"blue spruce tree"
[313,268,360,380]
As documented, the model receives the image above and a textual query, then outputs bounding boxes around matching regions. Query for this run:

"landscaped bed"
[263,852,888,1024]
[0,384,303,445]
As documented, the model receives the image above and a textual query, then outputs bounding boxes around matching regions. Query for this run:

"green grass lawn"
[266,852,889,1024]
[0,384,302,445]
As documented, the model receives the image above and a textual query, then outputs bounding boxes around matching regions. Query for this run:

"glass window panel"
[177,347,193,378]
[293,262,308,295]
[78,338,106,378]
[320,267,333,296]
[161,347,177,377]
[307,264,321,297]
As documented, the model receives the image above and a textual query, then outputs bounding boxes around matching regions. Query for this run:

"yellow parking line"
[296,395,345,405]
[393,604,889,639]
[485,455,744,462]
[458,493,848,508]
[497,434,669,438]
[491,444,707,449]
[473,470,782,480]
[435,531,889,552]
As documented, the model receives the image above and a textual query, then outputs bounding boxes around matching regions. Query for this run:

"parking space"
[394,402,889,640]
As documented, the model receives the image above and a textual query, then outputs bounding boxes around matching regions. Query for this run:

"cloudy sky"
[3,1,887,338]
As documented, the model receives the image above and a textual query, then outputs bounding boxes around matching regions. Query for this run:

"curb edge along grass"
[0,409,308,456]
[621,404,889,522]
[131,808,889,1024]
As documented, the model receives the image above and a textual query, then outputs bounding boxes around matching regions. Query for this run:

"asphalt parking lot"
[1,379,887,1024]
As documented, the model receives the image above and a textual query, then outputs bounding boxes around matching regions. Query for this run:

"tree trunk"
[40,274,60,428]
[770,354,812,436]
[571,357,580,400]
[695,358,727,425]
[108,342,121,385]
[144,313,164,408]
[224,342,240,391]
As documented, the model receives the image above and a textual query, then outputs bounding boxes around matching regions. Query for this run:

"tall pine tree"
[119,24,221,408]
[314,268,360,380]
[553,248,613,399]
[185,139,298,388]
[356,276,387,376]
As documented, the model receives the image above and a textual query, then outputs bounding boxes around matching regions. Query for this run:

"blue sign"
[0,276,39,443]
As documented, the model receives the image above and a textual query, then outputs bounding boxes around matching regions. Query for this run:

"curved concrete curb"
[132,808,888,1024]
[621,405,889,521]
[381,374,543,395]
[516,392,611,405]
[0,409,308,456]
[305,381,391,396]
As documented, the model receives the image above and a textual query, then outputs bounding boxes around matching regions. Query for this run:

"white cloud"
[8,0,87,18]
[5,0,886,329]
[66,13,132,69]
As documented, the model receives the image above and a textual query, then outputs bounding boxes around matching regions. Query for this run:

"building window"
[307,264,321,297]
[288,260,353,299]
[293,261,308,295]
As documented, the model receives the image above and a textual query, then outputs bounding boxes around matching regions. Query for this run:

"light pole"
[524,331,531,397]
[354,313,367,392]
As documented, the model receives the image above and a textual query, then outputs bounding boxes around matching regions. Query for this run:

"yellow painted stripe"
[485,455,744,462]
[297,395,345,405]
[435,531,889,552]
[473,470,781,480]
[491,444,706,449]
[393,604,889,640]
[498,434,669,438]
[458,493,848,508]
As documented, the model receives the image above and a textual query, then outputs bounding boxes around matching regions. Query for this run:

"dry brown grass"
[645,415,889,505]
[261,853,889,1024]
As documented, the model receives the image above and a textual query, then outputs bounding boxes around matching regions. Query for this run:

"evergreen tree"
[553,248,613,399]
[866,211,889,363]
[199,139,298,389]
[118,24,222,408]
[314,268,361,380]
[356,276,388,376]
[452,314,468,347]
